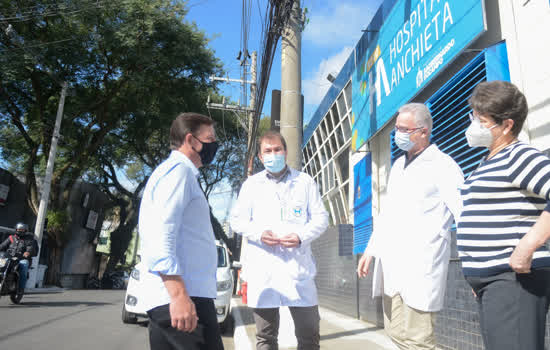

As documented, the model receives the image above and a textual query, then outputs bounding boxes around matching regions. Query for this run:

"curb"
[24,287,66,295]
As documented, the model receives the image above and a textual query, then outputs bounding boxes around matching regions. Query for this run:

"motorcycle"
[0,251,25,304]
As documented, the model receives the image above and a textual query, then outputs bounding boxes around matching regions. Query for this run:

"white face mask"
[465,116,497,148]
[395,131,415,151]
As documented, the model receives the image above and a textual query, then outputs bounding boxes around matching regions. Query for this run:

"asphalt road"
[0,289,234,350]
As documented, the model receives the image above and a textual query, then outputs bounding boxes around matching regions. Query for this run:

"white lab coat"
[230,168,328,308]
[366,144,463,312]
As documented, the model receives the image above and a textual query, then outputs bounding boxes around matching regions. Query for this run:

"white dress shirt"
[138,151,217,312]
[366,144,463,312]
[230,167,328,308]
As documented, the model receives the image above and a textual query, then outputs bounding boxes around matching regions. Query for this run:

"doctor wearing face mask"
[230,131,328,350]
[458,81,550,350]
[357,103,463,350]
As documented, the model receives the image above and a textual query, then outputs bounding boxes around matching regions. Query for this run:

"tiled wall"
[311,226,358,319]
[311,227,550,349]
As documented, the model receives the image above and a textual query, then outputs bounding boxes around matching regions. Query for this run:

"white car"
[122,240,236,333]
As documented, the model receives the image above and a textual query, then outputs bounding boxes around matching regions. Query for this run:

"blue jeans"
[18,259,29,291]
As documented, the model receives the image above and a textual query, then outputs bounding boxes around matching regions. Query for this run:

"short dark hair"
[258,130,287,153]
[170,113,214,150]
[469,81,528,136]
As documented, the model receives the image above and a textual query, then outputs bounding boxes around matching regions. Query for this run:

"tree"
[0,0,224,282]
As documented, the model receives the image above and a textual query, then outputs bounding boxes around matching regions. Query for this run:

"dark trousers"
[467,270,550,350]
[252,306,320,350]
[147,297,224,350]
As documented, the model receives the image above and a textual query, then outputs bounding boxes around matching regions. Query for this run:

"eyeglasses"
[394,126,423,134]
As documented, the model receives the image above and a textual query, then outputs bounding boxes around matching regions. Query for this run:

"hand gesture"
[261,230,280,246]
[279,233,301,248]
[357,254,373,278]
[170,295,198,332]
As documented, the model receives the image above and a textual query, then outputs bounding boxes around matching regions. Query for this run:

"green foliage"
[46,209,71,245]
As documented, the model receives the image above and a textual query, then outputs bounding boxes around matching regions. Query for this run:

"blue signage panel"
[351,0,486,150]
[353,153,373,254]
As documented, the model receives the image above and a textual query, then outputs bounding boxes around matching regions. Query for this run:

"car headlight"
[130,268,140,281]
[217,280,232,291]
[0,258,6,268]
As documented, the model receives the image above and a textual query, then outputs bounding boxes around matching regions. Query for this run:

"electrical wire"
[243,0,297,178]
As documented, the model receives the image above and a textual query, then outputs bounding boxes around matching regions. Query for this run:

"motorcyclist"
[0,223,38,293]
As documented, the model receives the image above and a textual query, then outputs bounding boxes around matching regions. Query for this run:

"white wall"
[498,0,550,150]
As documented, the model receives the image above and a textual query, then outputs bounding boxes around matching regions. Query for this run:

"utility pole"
[280,0,303,170]
[247,51,257,176]
[27,81,68,288]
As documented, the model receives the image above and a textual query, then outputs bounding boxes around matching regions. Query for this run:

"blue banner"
[351,0,486,150]
[353,153,373,254]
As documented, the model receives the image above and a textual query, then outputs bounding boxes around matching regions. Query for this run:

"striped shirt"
[458,141,550,277]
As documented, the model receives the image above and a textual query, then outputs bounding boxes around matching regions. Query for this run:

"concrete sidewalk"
[24,286,66,294]
[231,297,398,350]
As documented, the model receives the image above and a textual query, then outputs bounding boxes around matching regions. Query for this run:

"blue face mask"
[263,153,286,173]
[395,130,416,151]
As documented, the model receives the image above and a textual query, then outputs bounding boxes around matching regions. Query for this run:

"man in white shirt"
[138,113,223,350]
[230,131,328,350]
[357,103,463,350]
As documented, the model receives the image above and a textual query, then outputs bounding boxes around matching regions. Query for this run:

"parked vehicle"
[0,251,26,304]
[122,240,237,333]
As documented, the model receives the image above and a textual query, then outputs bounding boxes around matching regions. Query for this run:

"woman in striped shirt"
[458,81,550,350]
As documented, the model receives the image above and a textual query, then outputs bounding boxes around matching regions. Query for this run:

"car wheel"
[122,303,138,324]
[219,313,234,335]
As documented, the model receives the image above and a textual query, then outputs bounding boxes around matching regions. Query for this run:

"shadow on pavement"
[0,300,113,308]
[232,305,255,326]
[319,326,380,341]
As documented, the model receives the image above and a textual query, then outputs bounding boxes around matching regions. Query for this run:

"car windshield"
[217,246,227,267]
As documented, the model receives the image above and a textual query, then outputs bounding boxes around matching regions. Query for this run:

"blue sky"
[186,0,383,222]
[186,0,382,124]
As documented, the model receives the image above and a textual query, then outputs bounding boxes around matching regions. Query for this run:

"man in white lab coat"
[230,130,328,350]
[357,103,463,350]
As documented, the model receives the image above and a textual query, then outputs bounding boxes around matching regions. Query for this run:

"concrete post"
[27,81,68,288]
[280,0,303,170]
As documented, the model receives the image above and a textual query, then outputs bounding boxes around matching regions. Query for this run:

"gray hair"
[398,103,432,133]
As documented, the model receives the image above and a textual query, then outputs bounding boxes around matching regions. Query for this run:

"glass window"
[337,147,349,182]
[343,183,350,207]
[330,134,338,154]
[328,106,337,131]
[323,167,328,194]
[311,135,318,154]
[344,81,352,110]
[324,143,332,160]
[338,192,348,223]
[322,118,331,138]
[311,155,319,175]
[307,143,314,160]
[337,94,347,122]
[317,123,327,141]
[314,154,321,175]
[325,112,334,135]
[217,246,227,267]
[303,149,309,165]
[342,116,352,140]
[335,126,345,148]
[332,195,344,225]
[328,161,335,190]
[319,145,328,167]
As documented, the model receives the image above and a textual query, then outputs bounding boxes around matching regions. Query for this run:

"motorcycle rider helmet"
[15,222,28,235]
